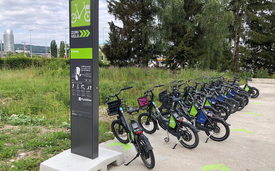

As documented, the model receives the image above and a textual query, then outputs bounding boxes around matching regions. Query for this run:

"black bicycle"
[137,85,200,149]
[105,86,155,169]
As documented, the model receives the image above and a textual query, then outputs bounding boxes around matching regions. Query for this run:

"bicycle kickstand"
[205,130,214,143]
[173,136,182,149]
[124,153,139,166]
[164,129,170,143]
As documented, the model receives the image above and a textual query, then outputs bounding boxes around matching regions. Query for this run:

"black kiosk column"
[69,0,98,159]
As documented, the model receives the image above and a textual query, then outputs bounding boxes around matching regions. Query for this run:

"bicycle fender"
[180,121,200,133]
[139,134,153,150]
[212,116,231,126]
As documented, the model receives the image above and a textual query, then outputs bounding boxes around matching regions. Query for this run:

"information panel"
[69,0,98,159]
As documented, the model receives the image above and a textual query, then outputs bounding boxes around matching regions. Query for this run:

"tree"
[154,0,203,71]
[59,41,65,58]
[50,40,57,58]
[7,51,13,57]
[196,0,234,70]
[239,0,275,75]
[102,0,155,67]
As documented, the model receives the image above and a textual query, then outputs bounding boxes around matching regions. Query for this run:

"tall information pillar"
[69,0,99,159]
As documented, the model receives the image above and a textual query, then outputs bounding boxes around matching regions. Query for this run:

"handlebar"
[144,84,164,95]
[105,86,133,103]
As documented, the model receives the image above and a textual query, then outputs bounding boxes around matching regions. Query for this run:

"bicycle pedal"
[164,137,169,142]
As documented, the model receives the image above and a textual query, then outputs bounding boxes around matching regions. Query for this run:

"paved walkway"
[100,83,275,171]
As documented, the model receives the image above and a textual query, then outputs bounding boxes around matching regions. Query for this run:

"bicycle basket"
[159,89,167,103]
[107,100,120,116]
[137,96,148,109]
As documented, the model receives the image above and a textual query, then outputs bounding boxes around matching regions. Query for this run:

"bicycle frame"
[74,2,88,18]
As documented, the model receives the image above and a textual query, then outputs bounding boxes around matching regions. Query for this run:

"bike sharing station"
[40,1,124,170]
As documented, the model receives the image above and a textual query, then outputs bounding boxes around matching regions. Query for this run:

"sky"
[0,0,122,48]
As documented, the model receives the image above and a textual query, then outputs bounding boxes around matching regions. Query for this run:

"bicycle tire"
[176,123,199,149]
[139,135,155,169]
[226,98,238,114]
[111,120,129,144]
[250,87,259,98]
[204,118,230,142]
[214,105,229,120]
[138,113,157,134]
[239,94,249,106]
[236,97,245,111]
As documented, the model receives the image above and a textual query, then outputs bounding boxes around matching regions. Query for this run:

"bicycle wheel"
[250,87,259,98]
[111,120,129,144]
[71,13,77,23]
[176,123,199,149]
[204,118,230,142]
[226,99,238,114]
[139,135,155,169]
[138,113,157,134]
[236,97,245,111]
[239,94,249,106]
[215,106,229,120]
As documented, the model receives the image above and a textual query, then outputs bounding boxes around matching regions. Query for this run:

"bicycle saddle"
[127,106,139,114]
[169,96,183,102]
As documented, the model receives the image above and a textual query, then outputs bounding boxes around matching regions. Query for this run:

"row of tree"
[102,0,275,74]
[50,40,68,58]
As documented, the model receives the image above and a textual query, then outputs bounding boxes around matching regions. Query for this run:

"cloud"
[0,0,121,47]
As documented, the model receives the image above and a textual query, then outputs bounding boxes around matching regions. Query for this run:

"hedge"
[2,56,70,69]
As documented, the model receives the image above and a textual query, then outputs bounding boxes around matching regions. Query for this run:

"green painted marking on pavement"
[244,112,260,116]
[201,164,232,171]
[231,128,252,134]
[252,102,264,105]
[107,142,132,151]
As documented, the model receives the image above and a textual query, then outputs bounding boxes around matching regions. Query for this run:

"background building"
[3,29,14,52]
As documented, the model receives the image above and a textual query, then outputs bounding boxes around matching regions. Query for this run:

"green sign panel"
[71,0,91,27]
[70,48,93,59]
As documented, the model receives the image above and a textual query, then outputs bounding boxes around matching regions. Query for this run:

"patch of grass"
[0,122,70,170]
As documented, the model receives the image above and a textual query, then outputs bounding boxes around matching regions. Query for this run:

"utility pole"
[29,30,33,57]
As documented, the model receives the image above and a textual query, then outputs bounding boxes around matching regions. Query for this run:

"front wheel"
[250,87,259,98]
[215,106,229,120]
[138,113,157,134]
[139,136,155,169]
[176,123,199,149]
[111,120,129,144]
[204,118,230,142]
[84,11,90,22]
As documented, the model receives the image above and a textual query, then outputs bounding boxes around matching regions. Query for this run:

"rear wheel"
[139,136,155,169]
[111,120,129,144]
[204,118,230,141]
[138,113,157,134]
[176,124,199,149]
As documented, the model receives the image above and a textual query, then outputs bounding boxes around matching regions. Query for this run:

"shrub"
[0,58,4,69]
[255,67,270,78]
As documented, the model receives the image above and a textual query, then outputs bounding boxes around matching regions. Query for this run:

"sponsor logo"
[78,97,92,102]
